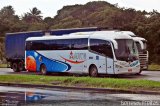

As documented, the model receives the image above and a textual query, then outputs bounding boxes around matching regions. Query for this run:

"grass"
[0,64,7,68]
[148,64,160,71]
[0,74,160,91]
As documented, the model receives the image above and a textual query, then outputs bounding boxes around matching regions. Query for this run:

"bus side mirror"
[112,40,118,49]
[114,45,118,49]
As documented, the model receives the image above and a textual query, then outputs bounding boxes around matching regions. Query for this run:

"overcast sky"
[0,0,160,18]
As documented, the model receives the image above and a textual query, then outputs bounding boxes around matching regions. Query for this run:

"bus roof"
[26,31,133,41]
[121,31,136,37]
[132,37,147,42]
[121,31,147,42]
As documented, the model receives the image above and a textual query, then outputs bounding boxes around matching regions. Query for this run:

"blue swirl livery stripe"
[26,51,71,72]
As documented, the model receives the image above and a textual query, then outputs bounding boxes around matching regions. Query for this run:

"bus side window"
[55,39,71,50]
[49,40,56,50]
[103,41,113,58]
[71,38,88,50]
[26,41,32,50]
[31,41,38,50]
[90,39,113,58]
[63,39,71,50]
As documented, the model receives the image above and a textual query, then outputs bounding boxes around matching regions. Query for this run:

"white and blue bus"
[25,31,140,77]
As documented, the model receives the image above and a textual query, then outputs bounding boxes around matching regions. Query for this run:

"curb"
[0,83,160,95]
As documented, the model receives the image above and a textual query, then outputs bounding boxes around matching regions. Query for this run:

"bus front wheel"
[40,64,47,75]
[89,65,98,77]
[136,70,142,75]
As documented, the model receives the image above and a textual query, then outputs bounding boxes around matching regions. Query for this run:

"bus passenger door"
[106,57,114,74]
[105,41,114,74]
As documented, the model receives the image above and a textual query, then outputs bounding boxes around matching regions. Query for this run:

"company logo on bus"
[130,60,139,67]
[118,60,139,67]
[61,51,86,64]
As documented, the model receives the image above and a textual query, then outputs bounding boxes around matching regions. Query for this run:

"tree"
[0,6,15,18]
[44,17,54,30]
[22,7,42,23]
[0,6,20,36]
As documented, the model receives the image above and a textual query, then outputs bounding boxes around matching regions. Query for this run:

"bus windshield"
[115,39,138,61]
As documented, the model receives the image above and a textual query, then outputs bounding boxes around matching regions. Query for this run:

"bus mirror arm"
[112,40,118,49]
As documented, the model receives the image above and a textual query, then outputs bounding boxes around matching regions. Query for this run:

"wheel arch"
[39,63,45,71]
[89,64,98,73]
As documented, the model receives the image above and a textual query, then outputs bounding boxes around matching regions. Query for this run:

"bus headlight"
[115,64,123,68]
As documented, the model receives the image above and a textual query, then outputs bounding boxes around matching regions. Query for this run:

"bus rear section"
[25,31,140,76]
[25,37,89,75]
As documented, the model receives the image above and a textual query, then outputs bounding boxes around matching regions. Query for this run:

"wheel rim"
[90,67,97,77]
[41,65,46,75]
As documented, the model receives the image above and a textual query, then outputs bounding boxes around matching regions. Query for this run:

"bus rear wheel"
[89,65,98,77]
[40,64,47,75]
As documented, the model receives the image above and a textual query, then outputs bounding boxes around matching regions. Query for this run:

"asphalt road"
[0,68,160,81]
[0,69,160,105]
[0,86,160,106]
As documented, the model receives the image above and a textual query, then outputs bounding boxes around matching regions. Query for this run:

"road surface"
[0,68,160,81]
[0,86,160,106]
[0,68,160,105]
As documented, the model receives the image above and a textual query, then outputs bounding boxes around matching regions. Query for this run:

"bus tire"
[89,65,98,77]
[40,64,47,75]
[136,70,142,75]
[18,61,24,71]
[12,62,19,72]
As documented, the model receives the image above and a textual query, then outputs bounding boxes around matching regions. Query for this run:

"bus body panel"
[114,60,140,74]
[106,58,114,74]
[26,50,115,74]
[86,53,108,74]
[25,31,140,75]
[26,50,71,72]
[26,50,88,73]
[26,49,140,75]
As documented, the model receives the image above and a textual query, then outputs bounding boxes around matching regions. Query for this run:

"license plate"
[128,69,132,72]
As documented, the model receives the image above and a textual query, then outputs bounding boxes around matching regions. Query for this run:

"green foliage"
[0,38,5,63]
[148,64,160,71]
[0,1,160,64]
[0,64,7,68]
[22,7,42,23]
[0,6,20,36]
[51,16,82,29]
[27,22,47,31]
